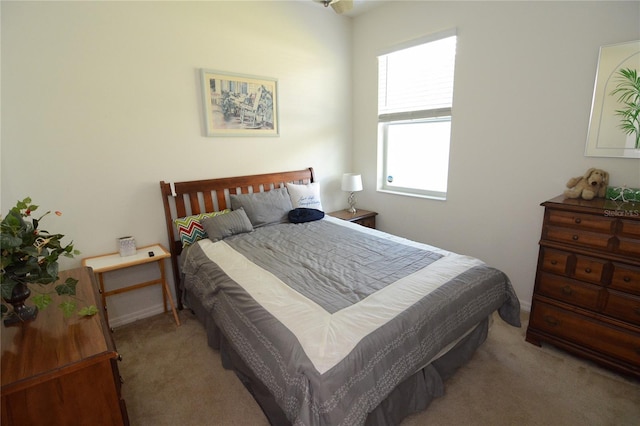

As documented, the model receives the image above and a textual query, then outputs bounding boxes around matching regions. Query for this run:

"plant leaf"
[55,277,78,296]
[78,305,99,317]
[33,293,52,310]
[1,281,16,300]
[610,67,640,143]
[59,300,77,318]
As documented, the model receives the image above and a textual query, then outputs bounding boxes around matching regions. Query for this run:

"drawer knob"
[624,276,632,283]
[543,315,559,326]
[550,260,558,265]
[561,286,573,296]
[572,235,579,241]
[575,218,581,224]
[584,268,592,274]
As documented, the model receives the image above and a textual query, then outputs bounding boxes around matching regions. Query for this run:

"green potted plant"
[1,197,95,326]
[610,67,640,149]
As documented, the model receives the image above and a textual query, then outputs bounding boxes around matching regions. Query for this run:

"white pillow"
[286,182,323,211]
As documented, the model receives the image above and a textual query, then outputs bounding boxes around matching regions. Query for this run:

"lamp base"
[346,192,357,214]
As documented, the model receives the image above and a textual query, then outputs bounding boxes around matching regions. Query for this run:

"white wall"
[3,1,639,325]
[1,1,352,326]
[352,1,640,309]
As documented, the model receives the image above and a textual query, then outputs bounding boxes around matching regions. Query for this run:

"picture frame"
[200,69,279,137]
[585,40,640,158]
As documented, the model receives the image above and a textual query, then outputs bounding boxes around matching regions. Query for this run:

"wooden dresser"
[526,195,640,378]
[1,267,129,425]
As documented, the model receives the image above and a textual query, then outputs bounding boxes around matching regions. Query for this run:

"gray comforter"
[181,218,520,426]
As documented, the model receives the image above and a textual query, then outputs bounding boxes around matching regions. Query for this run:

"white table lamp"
[341,173,363,213]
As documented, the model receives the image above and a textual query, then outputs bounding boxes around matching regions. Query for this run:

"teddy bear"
[564,168,609,200]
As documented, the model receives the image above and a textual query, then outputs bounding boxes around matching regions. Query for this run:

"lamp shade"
[341,173,363,192]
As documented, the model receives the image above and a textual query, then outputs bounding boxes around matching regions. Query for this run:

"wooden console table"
[1,267,129,425]
[82,244,180,327]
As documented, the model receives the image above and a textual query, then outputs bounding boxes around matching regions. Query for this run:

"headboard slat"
[188,193,200,215]
[216,191,227,211]
[160,167,315,309]
[203,192,214,213]
[175,196,187,218]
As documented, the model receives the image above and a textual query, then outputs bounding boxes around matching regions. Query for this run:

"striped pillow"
[174,210,230,247]
[201,207,253,242]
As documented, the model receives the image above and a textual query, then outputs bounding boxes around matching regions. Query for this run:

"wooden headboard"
[159,167,315,308]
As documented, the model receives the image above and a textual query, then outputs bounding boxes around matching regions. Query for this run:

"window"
[377,30,457,200]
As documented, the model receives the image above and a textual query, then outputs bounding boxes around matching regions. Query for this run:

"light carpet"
[114,310,639,425]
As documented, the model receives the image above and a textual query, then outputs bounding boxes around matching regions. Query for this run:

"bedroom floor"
[114,310,640,426]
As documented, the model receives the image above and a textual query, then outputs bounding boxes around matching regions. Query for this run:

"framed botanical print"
[585,40,640,158]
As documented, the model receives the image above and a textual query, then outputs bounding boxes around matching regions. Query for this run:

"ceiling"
[341,0,389,17]
[306,0,390,18]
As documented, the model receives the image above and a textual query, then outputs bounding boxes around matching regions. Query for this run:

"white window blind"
[378,34,457,121]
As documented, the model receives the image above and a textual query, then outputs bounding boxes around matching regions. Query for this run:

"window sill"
[377,188,446,201]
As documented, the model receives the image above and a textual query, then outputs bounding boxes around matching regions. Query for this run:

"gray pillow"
[201,208,253,241]
[230,187,293,228]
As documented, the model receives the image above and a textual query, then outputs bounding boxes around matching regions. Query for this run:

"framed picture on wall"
[200,69,279,137]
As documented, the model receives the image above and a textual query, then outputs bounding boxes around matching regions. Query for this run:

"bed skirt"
[184,289,490,426]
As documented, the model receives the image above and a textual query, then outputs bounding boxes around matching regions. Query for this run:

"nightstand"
[328,209,378,229]
[82,244,180,327]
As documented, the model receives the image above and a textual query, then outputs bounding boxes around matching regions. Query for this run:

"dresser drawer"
[540,248,571,275]
[619,219,640,238]
[544,226,613,251]
[547,210,616,233]
[357,216,376,229]
[537,272,602,310]
[611,263,640,295]
[572,254,608,284]
[604,290,640,326]
[617,237,640,257]
[530,301,640,366]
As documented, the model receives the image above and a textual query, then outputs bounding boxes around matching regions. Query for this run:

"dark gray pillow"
[201,207,253,241]
[230,187,293,228]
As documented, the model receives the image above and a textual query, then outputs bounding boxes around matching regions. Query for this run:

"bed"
[159,167,520,426]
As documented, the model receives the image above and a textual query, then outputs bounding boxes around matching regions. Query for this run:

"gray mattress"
[181,218,520,426]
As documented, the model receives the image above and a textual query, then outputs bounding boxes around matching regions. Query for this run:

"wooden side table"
[82,244,180,327]
[328,209,378,229]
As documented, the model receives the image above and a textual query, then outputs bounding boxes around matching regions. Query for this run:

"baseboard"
[109,303,169,328]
